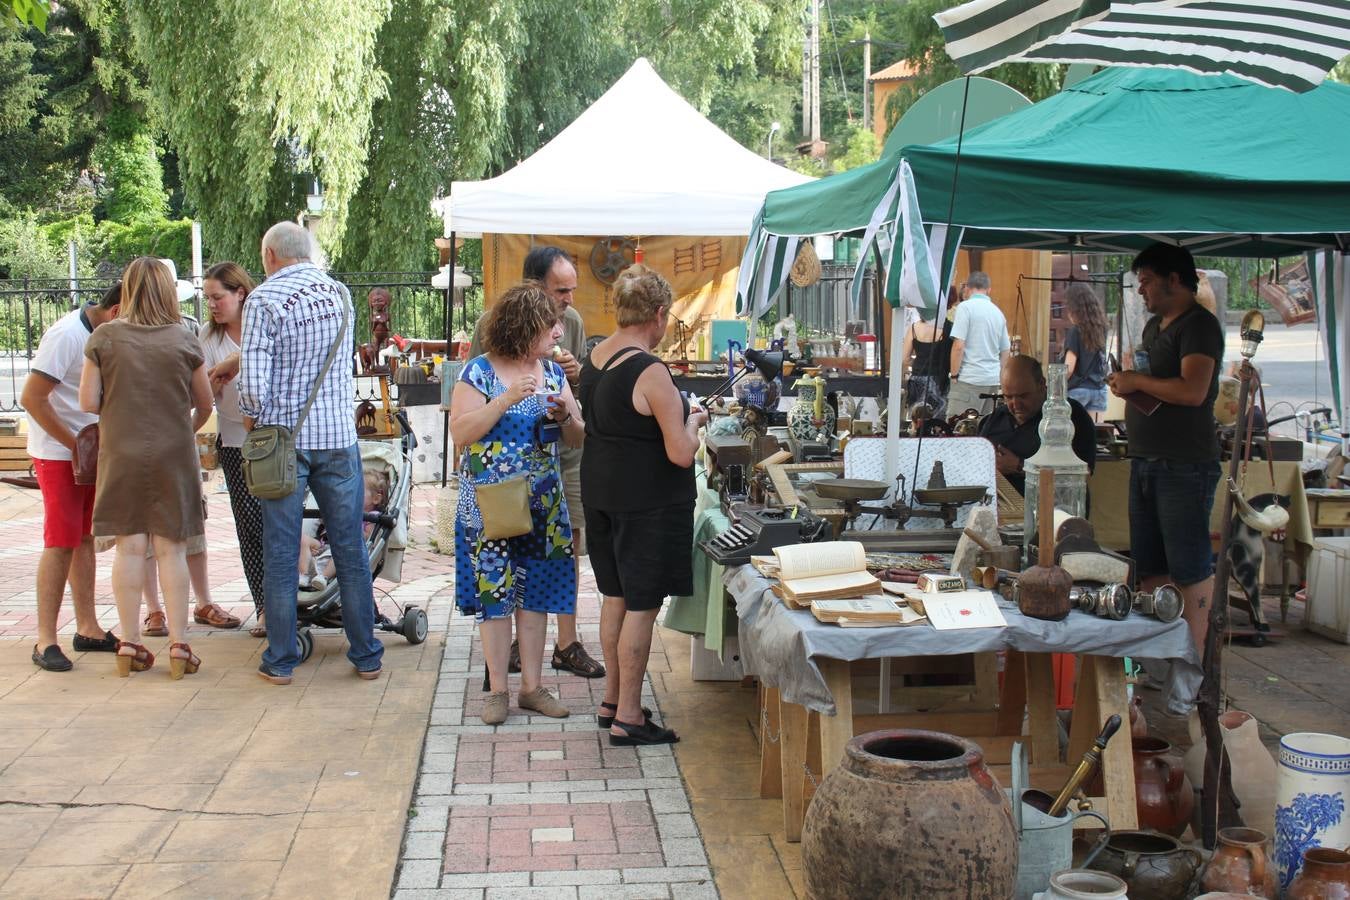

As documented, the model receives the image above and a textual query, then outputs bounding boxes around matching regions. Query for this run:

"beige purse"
[475,476,532,539]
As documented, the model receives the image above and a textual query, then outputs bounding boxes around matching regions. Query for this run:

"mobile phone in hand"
[1108,353,1122,374]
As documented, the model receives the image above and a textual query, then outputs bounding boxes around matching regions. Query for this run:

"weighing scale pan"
[912,485,988,505]
[813,478,889,501]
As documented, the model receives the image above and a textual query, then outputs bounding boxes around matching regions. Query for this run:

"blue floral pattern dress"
[454,355,576,622]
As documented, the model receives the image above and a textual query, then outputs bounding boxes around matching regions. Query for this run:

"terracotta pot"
[1129,695,1149,739]
[1287,847,1350,900]
[1200,826,1278,898]
[1088,830,1202,900]
[1133,736,1194,837]
[801,729,1017,900]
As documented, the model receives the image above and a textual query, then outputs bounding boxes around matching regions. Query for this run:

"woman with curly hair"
[1063,282,1110,418]
[450,281,584,725]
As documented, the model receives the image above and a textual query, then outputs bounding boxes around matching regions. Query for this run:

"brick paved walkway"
[394,547,716,899]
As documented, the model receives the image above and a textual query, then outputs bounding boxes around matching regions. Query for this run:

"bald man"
[978,354,1097,496]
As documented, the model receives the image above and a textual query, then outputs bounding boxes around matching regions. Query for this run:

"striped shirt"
[239,262,356,450]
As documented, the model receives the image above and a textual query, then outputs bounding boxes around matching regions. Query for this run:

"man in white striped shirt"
[239,222,384,684]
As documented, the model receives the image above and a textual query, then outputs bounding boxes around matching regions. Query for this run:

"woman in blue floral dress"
[450,282,584,725]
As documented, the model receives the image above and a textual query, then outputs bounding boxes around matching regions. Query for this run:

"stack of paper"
[810,596,926,627]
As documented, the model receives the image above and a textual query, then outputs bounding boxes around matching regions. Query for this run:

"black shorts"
[585,502,694,611]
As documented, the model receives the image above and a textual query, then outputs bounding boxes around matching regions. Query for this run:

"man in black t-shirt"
[1108,243,1224,661]
[978,354,1096,496]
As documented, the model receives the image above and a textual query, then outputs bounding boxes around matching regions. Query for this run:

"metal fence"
[0,271,466,412]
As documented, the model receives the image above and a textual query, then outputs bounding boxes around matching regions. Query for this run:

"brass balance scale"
[811,461,990,550]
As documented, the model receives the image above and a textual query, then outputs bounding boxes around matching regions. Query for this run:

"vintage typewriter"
[699,506,829,566]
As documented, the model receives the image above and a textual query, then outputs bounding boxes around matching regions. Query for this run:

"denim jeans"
[259,443,384,675]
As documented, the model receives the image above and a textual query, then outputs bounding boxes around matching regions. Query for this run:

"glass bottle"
[1023,363,1089,566]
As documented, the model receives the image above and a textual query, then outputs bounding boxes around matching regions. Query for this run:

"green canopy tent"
[902,67,1350,256]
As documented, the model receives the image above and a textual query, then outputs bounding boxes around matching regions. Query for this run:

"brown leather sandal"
[552,641,606,678]
[169,642,201,680]
[193,603,241,628]
[115,641,155,676]
[143,610,168,637]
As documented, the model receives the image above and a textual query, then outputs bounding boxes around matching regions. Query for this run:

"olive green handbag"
[474,475,532,539]
[242,303,349,500]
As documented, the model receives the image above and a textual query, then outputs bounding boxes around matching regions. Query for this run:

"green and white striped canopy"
[936,0,1350,93]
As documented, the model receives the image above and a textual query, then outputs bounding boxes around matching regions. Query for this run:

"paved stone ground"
[394,564,717,900]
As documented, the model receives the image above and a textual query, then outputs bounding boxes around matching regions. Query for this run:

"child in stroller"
[300,467,390,592]
[289,416,428,664]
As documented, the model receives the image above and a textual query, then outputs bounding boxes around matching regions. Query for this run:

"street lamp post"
[766,121,781,161]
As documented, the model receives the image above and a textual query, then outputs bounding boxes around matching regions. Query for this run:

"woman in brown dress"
[79,257,214,679]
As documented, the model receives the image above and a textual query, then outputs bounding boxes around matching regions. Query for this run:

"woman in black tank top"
[577,265,708,747]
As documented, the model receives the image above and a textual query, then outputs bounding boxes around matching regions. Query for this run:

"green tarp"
[902,67,1350,256]
[754,67,1350,259]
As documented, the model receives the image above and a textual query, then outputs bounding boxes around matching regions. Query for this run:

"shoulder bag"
[241,302,349,500]
[72,422,99,485]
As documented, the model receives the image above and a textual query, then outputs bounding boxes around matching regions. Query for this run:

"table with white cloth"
[726,565,1203,841]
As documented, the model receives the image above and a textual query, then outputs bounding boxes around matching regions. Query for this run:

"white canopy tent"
[439,58,811,237]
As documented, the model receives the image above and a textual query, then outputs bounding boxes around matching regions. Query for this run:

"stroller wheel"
[401,606,429,645]
[297,628,315,664]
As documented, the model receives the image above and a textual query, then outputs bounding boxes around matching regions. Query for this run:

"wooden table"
[1307,488,1350,532]
[725,566,1203,844]
[756,651,1139,842]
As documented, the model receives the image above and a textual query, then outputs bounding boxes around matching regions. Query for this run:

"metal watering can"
[1009,742,1112,900]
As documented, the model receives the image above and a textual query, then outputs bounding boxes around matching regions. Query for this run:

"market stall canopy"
[440,58,812,237]
[935,0,1350,93]
[903,67,1350,256]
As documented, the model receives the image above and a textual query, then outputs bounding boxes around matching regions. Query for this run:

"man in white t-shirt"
[947,272,1011,416]
[20,284,123,671]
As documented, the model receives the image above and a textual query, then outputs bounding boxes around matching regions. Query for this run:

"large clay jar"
[1287,847,1350,900]
[1134,736,1194,837]
[801,729,1017,900]
[1200,826,1278,898]
[1088,830,1202,900]
[1033,869,1128,899]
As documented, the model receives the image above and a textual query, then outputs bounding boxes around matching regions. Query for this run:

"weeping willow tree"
[126,0,390,267]
[339,0,803,272]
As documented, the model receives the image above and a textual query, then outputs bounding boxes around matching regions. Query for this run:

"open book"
[773,541,880,608]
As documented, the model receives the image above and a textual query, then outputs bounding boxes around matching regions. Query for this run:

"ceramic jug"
[1276,732,1350,891]
[1133,736,1194,837]
[1287,847,1350,900]
[1033,870,1128,899]
[1200,826,1278,898]
[1089,830,1202,900]
[788,369,834,443]
[1184,709,1276,837]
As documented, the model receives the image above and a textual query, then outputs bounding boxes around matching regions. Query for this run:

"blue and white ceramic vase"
[1275,732,1350,892]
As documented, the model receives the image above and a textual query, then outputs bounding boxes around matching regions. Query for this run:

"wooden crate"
[0,434,33,472]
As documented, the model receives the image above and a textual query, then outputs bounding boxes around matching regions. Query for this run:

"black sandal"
[552,641,605,678]
[597,701,652,730]
[609,717,678,746]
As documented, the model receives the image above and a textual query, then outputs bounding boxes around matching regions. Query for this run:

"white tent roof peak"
[443,57,812,237]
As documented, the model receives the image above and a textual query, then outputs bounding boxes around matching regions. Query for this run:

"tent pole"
[442,232,458,488]
[1198,360,1253,846]
[873,243,886,377]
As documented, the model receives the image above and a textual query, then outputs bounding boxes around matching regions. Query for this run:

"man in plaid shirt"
[240,222,384,684]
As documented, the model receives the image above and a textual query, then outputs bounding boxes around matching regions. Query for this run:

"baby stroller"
[293,410,428,663]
